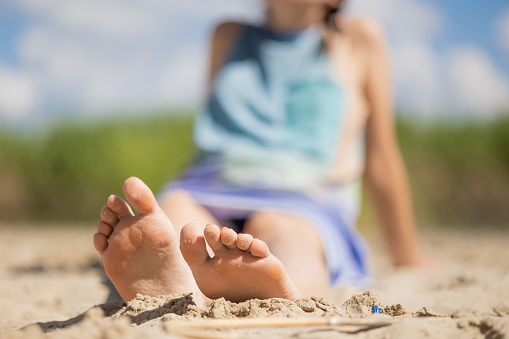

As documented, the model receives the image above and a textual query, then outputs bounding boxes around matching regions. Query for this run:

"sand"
[1,224,508,338]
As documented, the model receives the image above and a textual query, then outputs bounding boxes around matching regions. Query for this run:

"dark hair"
[324,1,345,32]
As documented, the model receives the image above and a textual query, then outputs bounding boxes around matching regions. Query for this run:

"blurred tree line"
[0,110,508,228]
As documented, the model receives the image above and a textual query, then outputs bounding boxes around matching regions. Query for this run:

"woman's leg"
[242,211,330,297]
[158,189,221,236]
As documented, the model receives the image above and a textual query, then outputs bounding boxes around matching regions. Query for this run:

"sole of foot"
[93,177,203,304]
[180,223,300,302]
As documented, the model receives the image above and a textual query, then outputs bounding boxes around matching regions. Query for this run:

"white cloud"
[495,8,509,56]
[391,43,509,117]
[391,42,444,114]
[446,47,509,116]
[347,0,443,41]
[0,66,37,118]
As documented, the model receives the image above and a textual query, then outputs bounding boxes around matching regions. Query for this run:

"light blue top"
[194,24,347,191]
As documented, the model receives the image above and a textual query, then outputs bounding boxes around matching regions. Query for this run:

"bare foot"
[93,177,203,304]
[180,224,300,302]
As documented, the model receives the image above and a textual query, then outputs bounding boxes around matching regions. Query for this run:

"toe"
[123,177,157,215]
[93,233,108,254]
[97,221,113,237]
[180,223,209,266]
[236,233,254,251]
[101,206,119,225]
[107,195,133,219]
[249,238,270,258]
[204,224,225,254]
[220,227,237,248]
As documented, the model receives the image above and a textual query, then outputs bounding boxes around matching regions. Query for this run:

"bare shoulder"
[212,21,247,43]
[339,16,387,51]
[345,17,385,39]
[208,21,247,85]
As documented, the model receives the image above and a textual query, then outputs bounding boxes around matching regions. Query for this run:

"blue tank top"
[194,24,347,190]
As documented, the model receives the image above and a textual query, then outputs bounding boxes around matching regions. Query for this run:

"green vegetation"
[0,113,196,221]
[1,110,508,227]
[395,116,509,227]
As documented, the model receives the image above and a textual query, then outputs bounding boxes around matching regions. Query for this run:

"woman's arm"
[206,22,245,93]
[356,19,421,266]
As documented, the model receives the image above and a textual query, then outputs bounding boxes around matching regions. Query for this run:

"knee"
[243,211,291,236]
[243,211,324,253]
[158,189,196,208]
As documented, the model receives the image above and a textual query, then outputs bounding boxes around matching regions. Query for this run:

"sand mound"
[113,293,345,324]
[10,291,508,339]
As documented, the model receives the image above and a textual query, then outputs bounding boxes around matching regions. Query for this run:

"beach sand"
[1,224,508,338]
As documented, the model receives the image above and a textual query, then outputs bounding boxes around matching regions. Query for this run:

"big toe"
[180,223,209,266]
[123,177,157,214]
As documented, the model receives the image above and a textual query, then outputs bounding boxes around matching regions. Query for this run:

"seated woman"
[93,0,422,307]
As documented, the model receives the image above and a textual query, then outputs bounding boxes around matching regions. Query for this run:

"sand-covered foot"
[180,224,300,302]
[93,177,202,304]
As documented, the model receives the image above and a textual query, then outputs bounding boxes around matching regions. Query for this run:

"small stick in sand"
[164,316,394,339]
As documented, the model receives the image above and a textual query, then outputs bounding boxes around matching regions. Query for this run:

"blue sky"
[0,0,508,129]
[428,0,509,76]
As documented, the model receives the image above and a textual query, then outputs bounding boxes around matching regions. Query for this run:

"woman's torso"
[194,22,369,199]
